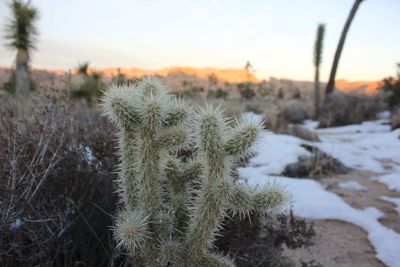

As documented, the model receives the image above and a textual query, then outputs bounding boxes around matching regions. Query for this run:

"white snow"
[338,181,367,191]
[381,196,400,214]
[238,113,400,267]
[377,111,391,119]
[238,131,311,175]
[315,124,400,173]
[79,145,96,163]
[373,173,400,192]
[10,218,23,230]
[242,111,264,123]
[302,120,319,131]
[240,172,400,267]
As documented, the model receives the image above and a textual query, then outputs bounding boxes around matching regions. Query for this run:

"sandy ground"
[283,170,400,267]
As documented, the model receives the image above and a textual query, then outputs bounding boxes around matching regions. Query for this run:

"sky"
[0,0,399,81]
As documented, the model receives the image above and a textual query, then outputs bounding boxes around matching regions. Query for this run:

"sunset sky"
[0,0,399,81]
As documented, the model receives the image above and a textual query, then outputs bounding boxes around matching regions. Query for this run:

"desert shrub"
[175,86,204,98]
[71,75,106,100]
[216,211,315,267]
[277,88,285,99]
[238,82,256,100]
[380,64,400,109]
[319,92,385,128]
[283,145,348,179]
[280,100,313,125]
[261,104,280,130]
[71,63,107,100]
[292,88,301,99]
[208,87,228,99]
[102,77,289,266]
[2,69,36,94]
[391,107,400,129]
[287,125,319,142]
[0,90,120,266]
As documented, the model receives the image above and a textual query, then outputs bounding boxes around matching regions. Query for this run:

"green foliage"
[77,62,90,75]
[102,77,288,266]
[313,24,325,68]
[71,77,105,99]
[4,0,38,50]
[175,86,204,98]
[71,67,106,99]
[380,63,400,109]
[208,88,228,99]
[292,88,301,99]
[238,82,255,100]
[277,88,285,99]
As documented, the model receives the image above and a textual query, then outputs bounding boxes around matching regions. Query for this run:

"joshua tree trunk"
[15,49,30,95]
[314,67,320,118]
[325,0,363,97]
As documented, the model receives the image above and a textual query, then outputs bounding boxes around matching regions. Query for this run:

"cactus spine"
[102,77,288,266]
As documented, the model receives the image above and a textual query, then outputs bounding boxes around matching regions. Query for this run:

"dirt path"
[283,170,400,267]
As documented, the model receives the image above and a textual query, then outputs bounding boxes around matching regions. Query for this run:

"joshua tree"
[4,0,39,95]
[102,77,288,266]
[245,61,253,81]
[313,24,325,118]
[325,0,364,97]
[77,62,90,75]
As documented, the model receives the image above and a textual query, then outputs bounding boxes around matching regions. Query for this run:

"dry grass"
[0,90,121,266]
[319,92,386,128]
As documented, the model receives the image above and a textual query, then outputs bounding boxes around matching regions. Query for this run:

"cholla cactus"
[102,77,288,266]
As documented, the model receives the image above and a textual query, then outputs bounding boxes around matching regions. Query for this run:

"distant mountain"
[0,66,382,95]
[100,66,259,84]
[335,79,382,95]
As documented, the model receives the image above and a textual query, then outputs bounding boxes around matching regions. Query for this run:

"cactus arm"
[163,158,191,234]
[182,159,204,184]
[158,126,189,151]
[186,107,230,258]
[117,129,140,209]
[227,185,253,218]
[163,99,189,127]
[228,184,288,217]
[102,86,142,210]
[198,253,236,267]
[251,184,289,215]
[113,209,150,252]
[224,117,263,158]
[159,238,185,266]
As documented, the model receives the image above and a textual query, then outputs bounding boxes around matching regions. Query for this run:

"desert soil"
[282,170,400,267]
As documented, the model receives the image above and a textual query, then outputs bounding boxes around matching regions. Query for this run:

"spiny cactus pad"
[102,77,288,266]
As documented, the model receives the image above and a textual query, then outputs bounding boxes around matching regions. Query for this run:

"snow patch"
[302,120,319,131]
[239,172,400,267]
[238,131,311,175]
[10,218,23,230]
[242,111,264,123]
[315,127,400,173]
[338,181,367,191]
[372,173,400,192]
[380,196,400,214]
[237,115,400,267]
[377,111,391,119]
